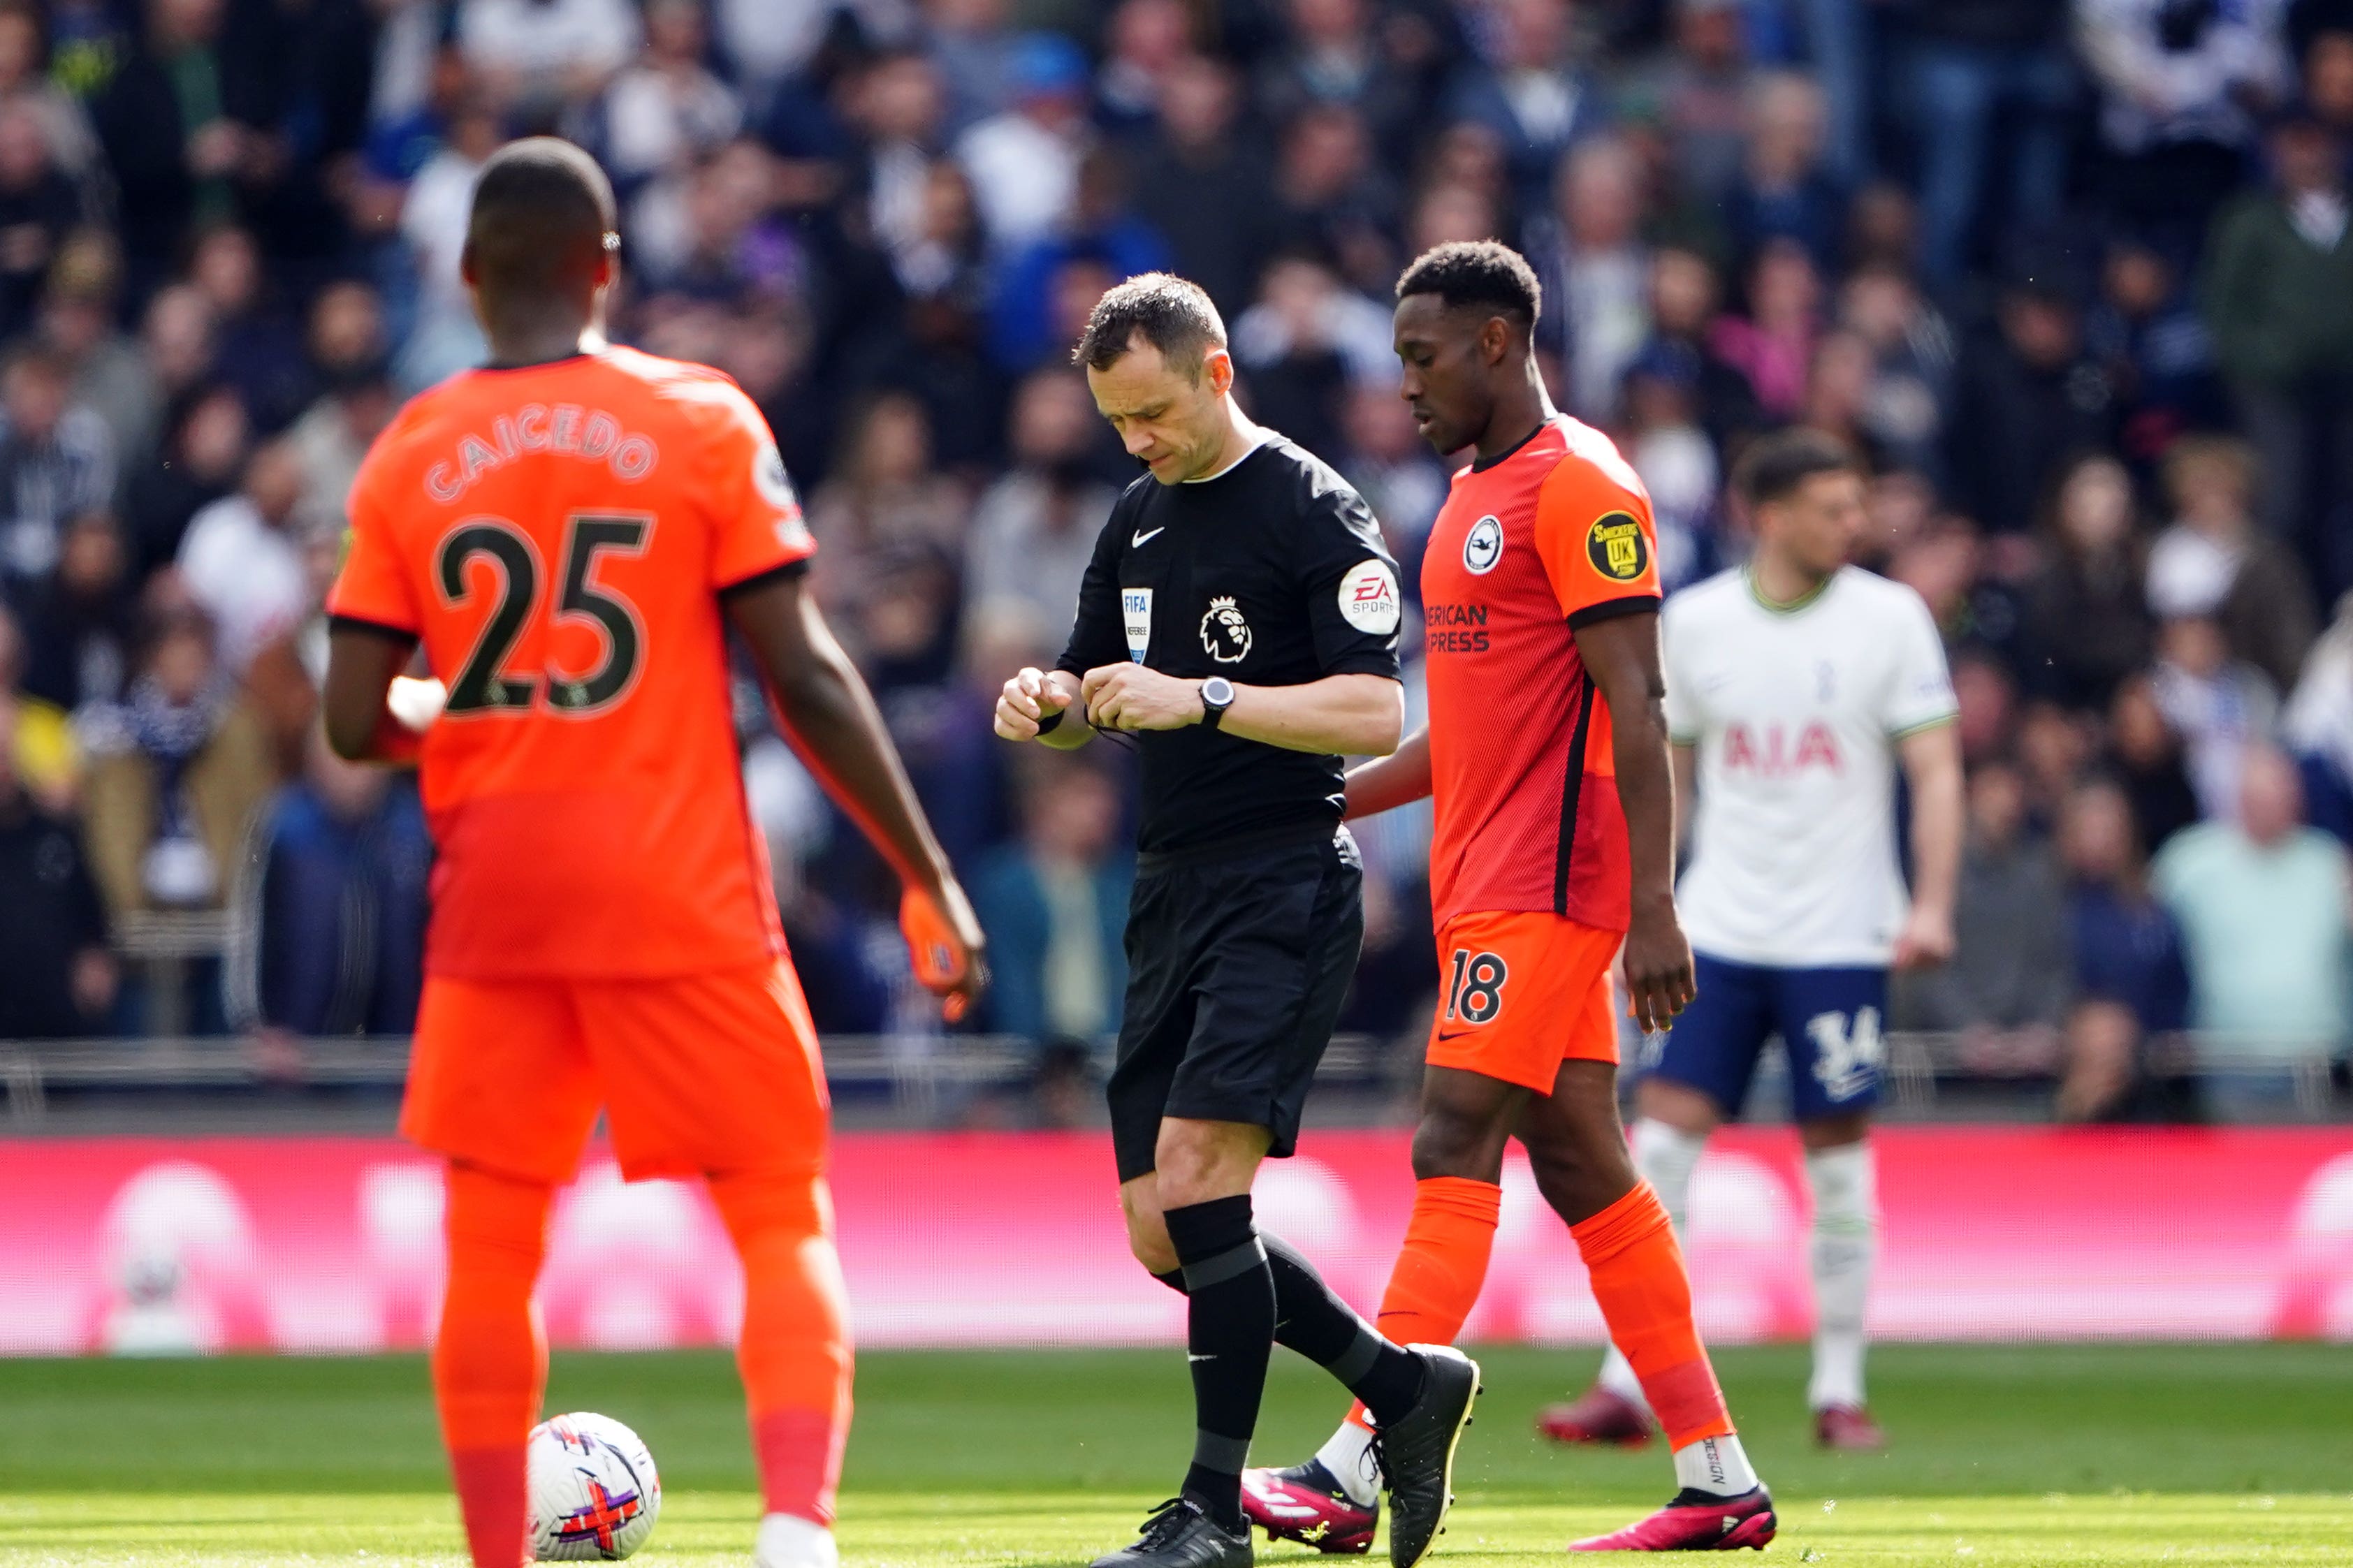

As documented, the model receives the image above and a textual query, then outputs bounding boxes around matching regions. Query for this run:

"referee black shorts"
[1107,822,1366,1183]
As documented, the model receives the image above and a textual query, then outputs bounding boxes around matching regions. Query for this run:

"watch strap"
[1201,680,1230,731]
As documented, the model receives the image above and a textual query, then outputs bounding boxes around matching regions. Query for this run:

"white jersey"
[1663,566,1957,967]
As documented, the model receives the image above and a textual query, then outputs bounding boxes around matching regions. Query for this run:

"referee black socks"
[1163,1194,1274,1531]
[1262,1231,1426,1425]
[1152,1225,1429,1430]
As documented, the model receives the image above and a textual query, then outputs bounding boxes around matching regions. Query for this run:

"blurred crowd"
[2,0,2352,1124]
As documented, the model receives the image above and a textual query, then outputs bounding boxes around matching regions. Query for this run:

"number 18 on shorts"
[1425,910,1626,1092]
[1443,947,1510,1025]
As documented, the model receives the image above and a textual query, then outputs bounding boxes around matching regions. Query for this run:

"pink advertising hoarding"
[3,1127,2350,1356]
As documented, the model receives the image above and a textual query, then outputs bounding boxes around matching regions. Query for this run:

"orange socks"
[435,1163,555,1568]
[1571,1182,1733,1449]
[1376,1175,1503,1344]
[432,1161,852,1560]
[1345,1175,1501,1428]
[711,1168,854,1527]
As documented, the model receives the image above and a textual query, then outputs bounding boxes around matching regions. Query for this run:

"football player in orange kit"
[1240,243,1773,1552]
[320,138,986,1568]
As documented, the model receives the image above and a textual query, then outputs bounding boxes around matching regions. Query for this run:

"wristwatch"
[1200,676,1236,730]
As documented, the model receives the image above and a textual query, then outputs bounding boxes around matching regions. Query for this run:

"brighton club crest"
[1201,595,1253,664]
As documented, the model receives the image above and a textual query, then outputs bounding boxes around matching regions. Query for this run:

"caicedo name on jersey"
[1425,601,1489,654]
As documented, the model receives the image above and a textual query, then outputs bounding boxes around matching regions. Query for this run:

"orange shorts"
[1425,910,1622,1092]
[403,959,830,1185]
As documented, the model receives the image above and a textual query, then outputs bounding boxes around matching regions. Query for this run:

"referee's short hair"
[1733,427,1860,509]
[1394,242,1543,333]
[1074,272,1227,381]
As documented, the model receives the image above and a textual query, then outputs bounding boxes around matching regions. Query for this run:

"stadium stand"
[0,0,2348,1129]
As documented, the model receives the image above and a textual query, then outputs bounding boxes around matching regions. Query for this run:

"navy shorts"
[1640,951,1887,1121]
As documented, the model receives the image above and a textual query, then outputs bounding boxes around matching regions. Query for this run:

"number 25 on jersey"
[437,513,652,716]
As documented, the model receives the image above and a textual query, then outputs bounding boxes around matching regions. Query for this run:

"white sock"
[1670,1433,1760,1497]
[1314,1419,1381,1507]
[1805,1140,1877,1412]
[755,1511,838,1568]
[1594,1342,1647,1405]
[1631,1118,1707,1234]
[1594,1119,1709,1412]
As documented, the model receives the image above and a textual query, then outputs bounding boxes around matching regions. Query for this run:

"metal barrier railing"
[113,909,233,1038]
[0,1031,1400,1131]
[0,1029,2339,1131]
[96,905,2347,1123]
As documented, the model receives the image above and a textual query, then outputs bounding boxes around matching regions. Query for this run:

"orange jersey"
[1419,415,1661,932]
[327,347,815,981]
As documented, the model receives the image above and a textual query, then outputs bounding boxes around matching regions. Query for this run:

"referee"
[996,274,1477,1568]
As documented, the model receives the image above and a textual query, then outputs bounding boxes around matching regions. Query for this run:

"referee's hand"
[996,666,1070,741]
[1079,664,1202,731]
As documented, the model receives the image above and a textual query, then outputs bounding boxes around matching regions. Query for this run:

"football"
[527,1412,662,1561]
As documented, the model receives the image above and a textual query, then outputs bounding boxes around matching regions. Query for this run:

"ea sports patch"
[1337,558,1401,634]
[1586,512,1649,582]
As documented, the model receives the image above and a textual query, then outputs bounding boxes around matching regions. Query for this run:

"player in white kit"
[1540,430,1964,1452]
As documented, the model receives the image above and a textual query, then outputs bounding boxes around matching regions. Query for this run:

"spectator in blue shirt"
[1444,0,1610,210]
[971,755,1132,1052]
[2057,777,2193,1120]
[1721,71,1848,274]
[229,731,430,1040]
[987,145,1170,372]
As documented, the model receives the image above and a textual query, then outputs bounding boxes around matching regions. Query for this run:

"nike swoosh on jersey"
[1132,527,1166,547]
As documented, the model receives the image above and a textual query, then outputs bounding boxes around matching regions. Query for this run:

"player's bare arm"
[1892,719,1963,969]
[1077,665,1403,756]
[994,666,1091,749]
[727,571,987,1020]
[1575,609,1694,1033]
[321,627,444,765]
[1343,726,1433,819]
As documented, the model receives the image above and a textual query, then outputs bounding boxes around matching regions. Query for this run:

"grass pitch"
[0,1344,2343,1565]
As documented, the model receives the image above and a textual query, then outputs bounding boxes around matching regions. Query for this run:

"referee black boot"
[1374,1345,1482,1568]
[1090,1497,1253,1568]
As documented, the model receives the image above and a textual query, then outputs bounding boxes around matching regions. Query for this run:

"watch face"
[1204,677,1234,705]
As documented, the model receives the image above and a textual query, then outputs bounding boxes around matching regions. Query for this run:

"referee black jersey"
[1056,433,1404,855]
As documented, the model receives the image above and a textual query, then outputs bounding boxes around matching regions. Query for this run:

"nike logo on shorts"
[1132,527,1165,548]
